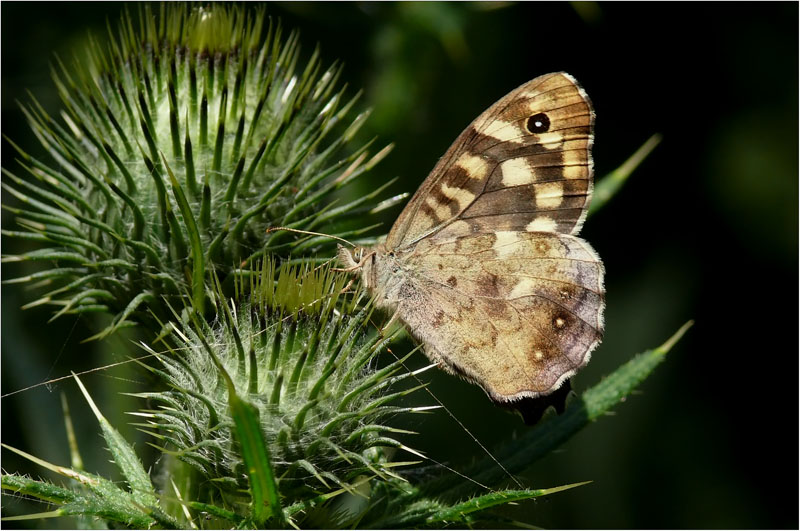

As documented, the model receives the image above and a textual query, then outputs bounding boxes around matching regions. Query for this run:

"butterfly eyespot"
[526,112,550,134]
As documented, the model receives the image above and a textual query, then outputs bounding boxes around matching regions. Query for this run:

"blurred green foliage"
[2,2,797,528]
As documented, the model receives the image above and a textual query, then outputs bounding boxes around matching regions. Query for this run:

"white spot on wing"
[563,165,586,179]
[492,231,522,259]
[535,182,563,209]
[526,217,558,232]
[455,153,489,179]
[508,277,537,299]
[425,196,451,220]
[483,119,525,144]
[440,182,476,209]
[535,132,565,147]
[501,158,535,186]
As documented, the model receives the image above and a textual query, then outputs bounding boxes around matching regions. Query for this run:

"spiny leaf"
[426,483,591,524]
[590,133,662,215]
[72,373,159,507]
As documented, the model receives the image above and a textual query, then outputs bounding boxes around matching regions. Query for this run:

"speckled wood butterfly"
[339,72,604,403]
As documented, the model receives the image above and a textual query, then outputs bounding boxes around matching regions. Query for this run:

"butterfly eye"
[526,112,550,134]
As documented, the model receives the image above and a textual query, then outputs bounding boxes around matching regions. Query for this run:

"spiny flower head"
[132,260,433,517]
[2,4,396,338]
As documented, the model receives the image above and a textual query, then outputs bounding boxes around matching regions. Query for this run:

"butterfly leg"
[331,264,360,273]
[339,278,356,294]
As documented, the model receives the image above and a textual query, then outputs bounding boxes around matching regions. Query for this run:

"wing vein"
[411,269,602,333]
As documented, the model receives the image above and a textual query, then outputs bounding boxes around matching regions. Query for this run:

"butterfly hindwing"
[393,231,603,401]
[386,72,594,250]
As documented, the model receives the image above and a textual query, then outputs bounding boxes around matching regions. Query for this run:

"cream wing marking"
[385,72,594,251]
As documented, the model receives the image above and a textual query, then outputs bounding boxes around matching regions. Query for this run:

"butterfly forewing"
[386,72,594,250]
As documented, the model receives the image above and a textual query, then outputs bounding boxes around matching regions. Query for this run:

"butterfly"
[338,72,604,403]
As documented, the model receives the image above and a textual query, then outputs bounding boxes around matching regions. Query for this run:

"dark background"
[2,2,797,528]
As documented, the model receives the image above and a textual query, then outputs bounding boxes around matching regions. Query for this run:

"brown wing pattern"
[385,72,594,251]
[394,231,604,400]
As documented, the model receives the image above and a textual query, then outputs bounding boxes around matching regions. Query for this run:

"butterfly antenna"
[266,226,356,247]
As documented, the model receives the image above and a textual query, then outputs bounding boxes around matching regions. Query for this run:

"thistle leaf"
[589,133,662,216]
[72,373,158,508]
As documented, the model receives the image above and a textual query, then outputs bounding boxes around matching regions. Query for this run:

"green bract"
[2,4,394,336]
[134,261,429,504]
